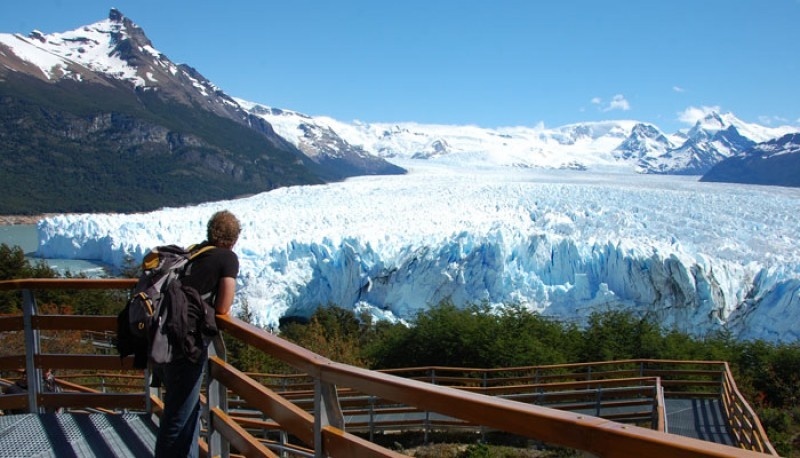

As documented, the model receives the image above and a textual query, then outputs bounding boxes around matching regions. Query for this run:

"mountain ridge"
[701,133,800,187]
[0,9,403,214]
[245,101,798,176]
[2,7,799,216]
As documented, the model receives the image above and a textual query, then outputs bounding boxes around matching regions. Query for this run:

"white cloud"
[672,86,685,93]
[758,115,789,126]
[591,94,630,112]
[678,106,721,125]
[604,94,630,112]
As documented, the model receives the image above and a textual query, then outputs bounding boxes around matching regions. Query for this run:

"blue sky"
[2,1,798,133]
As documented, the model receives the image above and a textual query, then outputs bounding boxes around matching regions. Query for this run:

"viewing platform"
[0,279,778,457]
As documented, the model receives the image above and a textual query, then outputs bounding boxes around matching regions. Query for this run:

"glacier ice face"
[36,161,800,342]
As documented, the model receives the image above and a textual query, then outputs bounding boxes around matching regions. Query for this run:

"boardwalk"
[666,398,734,446]
[0,413,156,457]
[0,397,736,457]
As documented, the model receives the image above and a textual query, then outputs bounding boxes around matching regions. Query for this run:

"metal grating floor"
[665,398,734,445]
[0,413,156,457]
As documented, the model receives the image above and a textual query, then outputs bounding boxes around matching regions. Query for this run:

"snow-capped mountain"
[235,101,405,178]
[0,9,403,214]
[612,123,676,161]
[0,8,245,123]
[246,104,643,170]
[240,100,794,175]
[640,112,761,175]
[702,133,800,187]
[2,9,795,182]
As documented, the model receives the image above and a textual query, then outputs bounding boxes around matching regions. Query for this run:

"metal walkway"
[0,413,156,457]
[0,399,736,457]
[666,398,734,446]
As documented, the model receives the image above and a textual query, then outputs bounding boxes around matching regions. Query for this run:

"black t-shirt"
[181,242,239,306]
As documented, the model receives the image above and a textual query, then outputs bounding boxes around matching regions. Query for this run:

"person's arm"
[214,276,236,315]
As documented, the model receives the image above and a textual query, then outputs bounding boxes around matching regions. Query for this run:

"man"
[154,210,240,458]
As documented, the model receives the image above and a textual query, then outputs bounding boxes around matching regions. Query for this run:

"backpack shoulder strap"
[187,244,215,260]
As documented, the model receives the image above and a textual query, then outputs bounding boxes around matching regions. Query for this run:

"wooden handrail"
[0,278,136,291]
[215,314,775,457]
[721,362,777,455]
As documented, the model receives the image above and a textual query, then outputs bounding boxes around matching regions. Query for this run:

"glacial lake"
[0,224,110,277]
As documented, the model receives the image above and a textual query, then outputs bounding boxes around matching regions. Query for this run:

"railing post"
[595,388,602,417]
[207,335,229,458]
[279,430,288,458]
[21,289,42,414]
[313,377,344,458]
[368,395,376,442]
[424,410,430,444]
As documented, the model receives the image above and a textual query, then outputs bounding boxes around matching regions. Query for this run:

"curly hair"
[207,210,241,247]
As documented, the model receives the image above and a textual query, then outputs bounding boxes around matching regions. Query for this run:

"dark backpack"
[116,244,217,368]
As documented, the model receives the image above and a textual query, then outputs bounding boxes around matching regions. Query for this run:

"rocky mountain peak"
[108,8,124,22]
[108,9,153,49]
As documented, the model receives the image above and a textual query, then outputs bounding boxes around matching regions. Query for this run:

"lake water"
[0,224,110,277]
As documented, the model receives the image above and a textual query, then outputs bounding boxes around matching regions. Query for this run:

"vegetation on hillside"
[0,243,125,315]
[0,75,321,214]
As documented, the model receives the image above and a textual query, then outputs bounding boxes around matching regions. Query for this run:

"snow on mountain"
[613,123,676,162]
[638,112,797,175]
[644,125,755,175]
[0,9,402,182]
[753,133,800,157]
[701,133,800,187]
[692,111,788,144]
[36,161,800,343]
[2,9,795,177]
[240,100,642,171]
[1,9,161,87]
[0,9,246,121]
[238,98,797,175]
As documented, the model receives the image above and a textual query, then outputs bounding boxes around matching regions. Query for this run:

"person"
[1,368,58,414]
[3,369,28,415]
[153,210,240,458]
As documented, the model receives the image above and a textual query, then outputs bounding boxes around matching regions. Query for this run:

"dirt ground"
[0,215,51,226]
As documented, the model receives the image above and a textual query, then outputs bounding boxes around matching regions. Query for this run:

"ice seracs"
[35,162,800,343]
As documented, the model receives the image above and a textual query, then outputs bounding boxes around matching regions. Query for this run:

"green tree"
[224,299,291,374]
[578,310,663,362]
[280,305,370,367]
[0,243,58,313]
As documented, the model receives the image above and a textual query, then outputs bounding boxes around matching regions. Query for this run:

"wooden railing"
[233,372,666,437]
[0,278,779,457]
[721,362,776,454]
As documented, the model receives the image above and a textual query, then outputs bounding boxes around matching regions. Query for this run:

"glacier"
[36,161,800,342]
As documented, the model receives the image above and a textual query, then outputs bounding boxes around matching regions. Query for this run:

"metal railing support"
[21,289,42,413]
[207,335,230,458]
[368,395,376,442]
[313,378,344,458]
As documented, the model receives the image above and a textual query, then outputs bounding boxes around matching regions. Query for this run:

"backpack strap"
[187,244,215,260]
[183,244,217,303]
